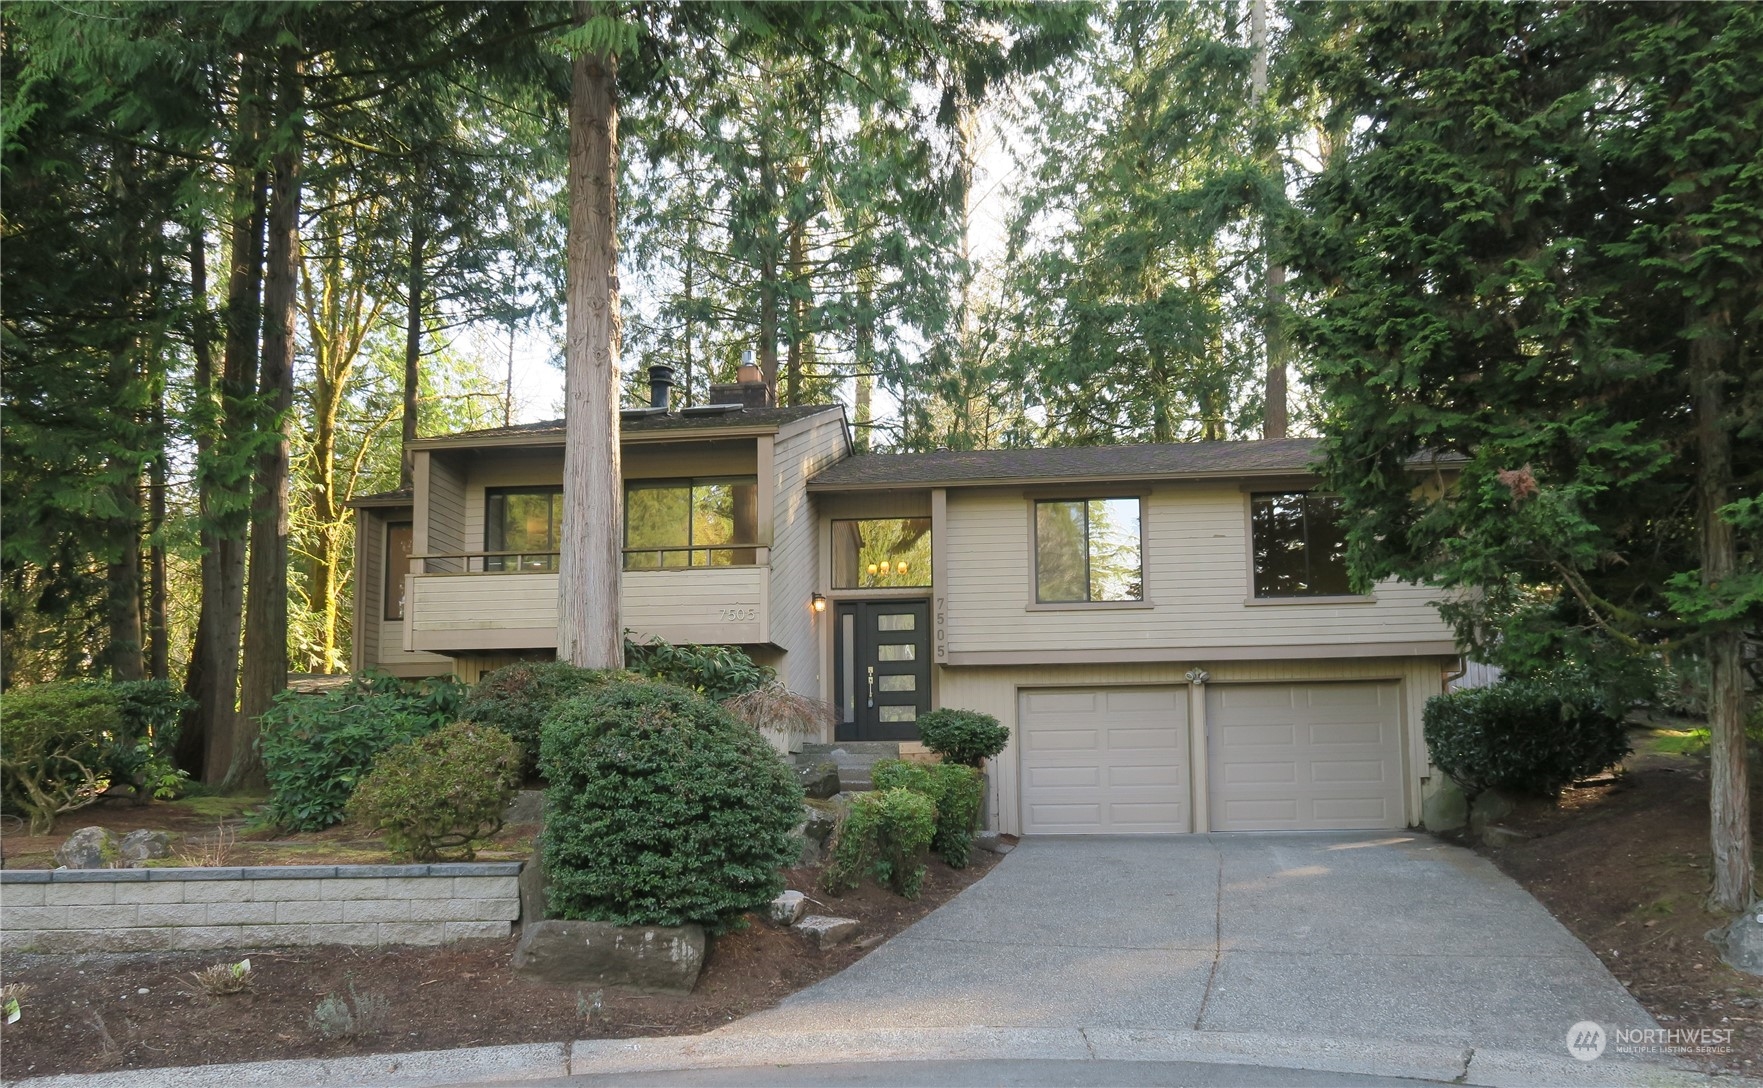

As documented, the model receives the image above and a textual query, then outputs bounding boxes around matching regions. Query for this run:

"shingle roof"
[807,438,1330,491]
[347,488,414,508]
[410,404,842,449]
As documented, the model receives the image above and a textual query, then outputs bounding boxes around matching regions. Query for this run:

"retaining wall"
[0,862,520,953]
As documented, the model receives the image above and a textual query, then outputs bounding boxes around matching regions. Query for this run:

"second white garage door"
[1019,687,1190,834]
[1206,682,1405,831]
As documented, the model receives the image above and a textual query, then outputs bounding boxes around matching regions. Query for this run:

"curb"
[8,1026,1736,1088]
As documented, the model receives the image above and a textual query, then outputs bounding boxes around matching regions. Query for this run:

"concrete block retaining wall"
[0,862,521,953]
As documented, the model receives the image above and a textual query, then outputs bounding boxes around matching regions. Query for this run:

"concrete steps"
[795,741,900,793]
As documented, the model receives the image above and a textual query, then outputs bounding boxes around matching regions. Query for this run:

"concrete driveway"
[573,834,1680,1085]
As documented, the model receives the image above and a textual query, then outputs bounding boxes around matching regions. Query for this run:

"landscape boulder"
[1709,907,1763,976]
[503,789,545,825]
[794,914,861,950]
[54,826,120,870]
[797,761,841,800]
[793,799,841,866]
[517,842,550,924]
[512,920,705,994]
[1421,778,1469,832]
[768,890,807,927]
[118,829,172,866]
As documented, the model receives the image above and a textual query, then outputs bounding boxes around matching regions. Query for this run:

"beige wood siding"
[939,656,1446,835]
[769,417,849,698]
[942,486,1453,660]
[462,451,564,553]
[353,507,455,677]
[424,454,467,571]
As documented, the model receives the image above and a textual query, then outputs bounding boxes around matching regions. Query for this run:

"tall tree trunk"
[147,382,169,682]
[233,41,304,790]
[785,212,809,407]
[1694,318,1752,911]
[1252,0,1288,440]
[557,3,624,670]
[855,265,875,453]
[682,231,696,406]
[400,214,427,489]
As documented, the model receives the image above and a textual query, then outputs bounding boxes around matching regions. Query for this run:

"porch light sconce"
[811,593,828,614]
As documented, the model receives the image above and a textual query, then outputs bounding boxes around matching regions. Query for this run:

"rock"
[793,799,842,866]
[973,831,1002,853]
[117,829,171,866]
[1710,908,1763,976]
[1478,825,1532,849]
[794,914,861,950]
[991,842,1015,856]
[54,826,120,870]
[768,890,807,926]
[511,920,705,994]
[503,790,544,826]
[517,842,549,925]
[1468,788,1519,838]
[1422,778,1469,832]
[797,761,841,800]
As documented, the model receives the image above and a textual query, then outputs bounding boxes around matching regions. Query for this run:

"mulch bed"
[0,851,1002,1079]
[1467,728,1763,1075]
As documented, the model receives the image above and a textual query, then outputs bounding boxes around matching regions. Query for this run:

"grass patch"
[1646,728,1709,756]
[168,793,266,821]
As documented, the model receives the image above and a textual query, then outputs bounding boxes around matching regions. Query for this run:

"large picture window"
[485,488,563,571]
[1034,498,1142,603]
[832,518,931,589]
[1250,492,1352,598]
[624,477,760,569]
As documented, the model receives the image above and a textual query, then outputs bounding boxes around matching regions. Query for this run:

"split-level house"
[350,368,1463,837]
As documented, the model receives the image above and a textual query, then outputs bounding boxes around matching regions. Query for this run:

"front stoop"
[795,741,900,792]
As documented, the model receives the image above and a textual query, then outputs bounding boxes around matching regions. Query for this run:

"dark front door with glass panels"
[834,601,931,741]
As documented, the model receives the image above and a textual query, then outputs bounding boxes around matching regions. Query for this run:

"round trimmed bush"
[1423,677,1630,799]
[916,708,1009,767]
[460,661,630,777]
[539,681,804,931]
[347,721,523,862]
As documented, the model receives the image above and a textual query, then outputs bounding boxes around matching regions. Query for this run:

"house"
[350,368,1463,837]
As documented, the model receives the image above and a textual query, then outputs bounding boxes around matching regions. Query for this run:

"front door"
[834,600,931,741]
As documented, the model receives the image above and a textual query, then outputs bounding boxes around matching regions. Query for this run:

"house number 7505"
[720,607,758,622]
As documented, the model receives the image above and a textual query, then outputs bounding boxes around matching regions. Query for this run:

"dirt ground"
[0,850,1001,1079]
[1470,725,1763,1075]
[0,792,535,869]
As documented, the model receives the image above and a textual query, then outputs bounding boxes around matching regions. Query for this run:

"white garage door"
[1207,682,1404,832]
[1019,687,1190,834]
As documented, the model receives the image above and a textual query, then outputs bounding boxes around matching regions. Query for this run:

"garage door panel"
[1020,686,1190,835]
[1208,682,1404,832]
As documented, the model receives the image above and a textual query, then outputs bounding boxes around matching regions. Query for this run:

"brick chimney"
[709,349,773,408]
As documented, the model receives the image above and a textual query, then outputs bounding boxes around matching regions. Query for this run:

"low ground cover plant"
[540,681,803,931]
[259,674,464,831]
[1424,676,1630,799]
[347,722,522,861]
[872,758,983,868]
[821,787,938,899]
[916,708,1009,767]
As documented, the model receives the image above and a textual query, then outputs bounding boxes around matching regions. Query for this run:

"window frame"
[483,485,564,572]
[1244,489,1371,603]
[1027,494,1147,606]
[622,475,762,570]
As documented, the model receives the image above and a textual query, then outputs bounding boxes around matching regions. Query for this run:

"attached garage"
[1018,687,1191,834]
[1014,680,1407,835]
[1206,681,1405,832]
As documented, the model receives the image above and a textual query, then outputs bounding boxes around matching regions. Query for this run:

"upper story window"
[1034,498,1142,603]
[485,487,562,571]
[1250,491,1353,598]
[624,477,759,569]
[832,518,931,589]
[384,522,412,619]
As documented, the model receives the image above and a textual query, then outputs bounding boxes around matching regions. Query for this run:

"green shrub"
[107,680,193,802]
[259,674,465,831]
[821,787,938,899]
[1424,677,1631,799]
[872,758,984,868]
[624,637,773,702]
[346,722,522,861]
[0,682,115,834]
[540,681,804,931]
[460,661,628,776]
[916,708,1009,767]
